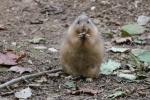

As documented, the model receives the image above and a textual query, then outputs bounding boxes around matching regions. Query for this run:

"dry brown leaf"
[0,51,17,66]
[0,50,26,66]
[16,51,26,62]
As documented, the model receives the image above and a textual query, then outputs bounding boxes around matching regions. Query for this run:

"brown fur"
[60,14,104,78]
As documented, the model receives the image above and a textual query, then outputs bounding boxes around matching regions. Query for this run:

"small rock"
[11,42,17,46]
[33,46,47,50]
[48,48,58,52]
[91,6,96,11]
[28,59,33,64]
[137,15,150,25]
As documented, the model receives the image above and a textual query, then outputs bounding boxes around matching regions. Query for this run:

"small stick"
[0,68,62,89]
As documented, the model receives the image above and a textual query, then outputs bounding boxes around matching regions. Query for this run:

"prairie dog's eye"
[87,20,90,24]
[77,20,80,24]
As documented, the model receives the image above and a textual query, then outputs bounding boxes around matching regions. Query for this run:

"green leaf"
[64,81,76,89]
[0,65,9,72]
[108,91,125,99]
[117,73,137,80]
[131,49,150,65]
[109,47,129,53]
[121,23,145,37]
[100,59,121,75]
[133,39,146,45]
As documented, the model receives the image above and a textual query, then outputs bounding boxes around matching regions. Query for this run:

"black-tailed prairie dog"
[60,13,104,78]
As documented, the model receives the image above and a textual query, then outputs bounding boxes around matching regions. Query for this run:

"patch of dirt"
[0,0,150,99]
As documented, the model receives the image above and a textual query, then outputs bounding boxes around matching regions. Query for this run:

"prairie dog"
[60,13,104,78]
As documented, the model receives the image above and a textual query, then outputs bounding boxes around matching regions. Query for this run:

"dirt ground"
[0,0,150,99]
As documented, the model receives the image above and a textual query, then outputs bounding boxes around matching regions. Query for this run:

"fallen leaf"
[108,91,125,99]
[64,81,76,89]
[131,49,150,65]
[121,23,146,37]
[117,73,137,80]
[100,59,121,75]
[108,47,130,53]
[48,48,58,52]
[29,37,46,44]
[15,87,32,99]
[0,51,17,66]
[113,37,132,44]
[137,15,150,25]
[9,66,33,74]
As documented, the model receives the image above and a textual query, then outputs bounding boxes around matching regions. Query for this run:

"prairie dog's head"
[68,13,98,44]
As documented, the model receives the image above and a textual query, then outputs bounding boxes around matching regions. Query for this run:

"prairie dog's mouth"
[78,32,85,38]
[78,32,90,42]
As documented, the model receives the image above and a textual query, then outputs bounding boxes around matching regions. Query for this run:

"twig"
[0,68,62,89]
[68,88,99,96]
[0,91,14,96]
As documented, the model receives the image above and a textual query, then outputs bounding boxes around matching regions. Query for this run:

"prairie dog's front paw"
[86,78,93,82]
[65,75,73,80]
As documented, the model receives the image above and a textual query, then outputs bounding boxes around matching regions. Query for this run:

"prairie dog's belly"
[67,47,101,73]
[72,49,96,67]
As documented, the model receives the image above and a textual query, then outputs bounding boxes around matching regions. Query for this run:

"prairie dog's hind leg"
[63,65,79,76]
[82,65,100,78]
